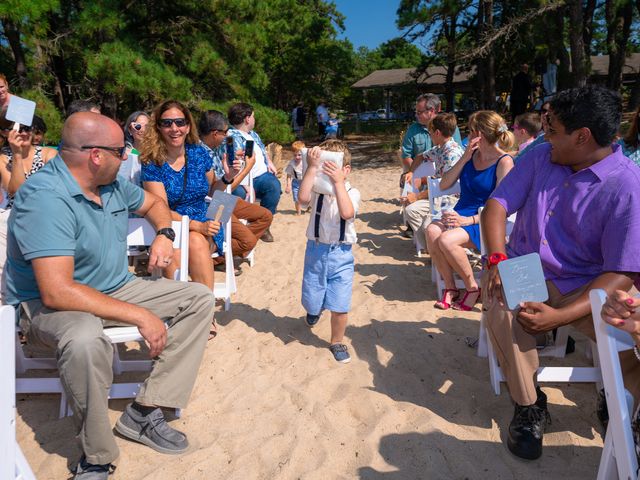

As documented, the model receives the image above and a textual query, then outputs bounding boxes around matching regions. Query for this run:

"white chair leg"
[112,345,123,375]
[596,430,617,480]
[477,312,488,358]
[59,390,68,419]
[487,337,502,395]
[224,297,230,312]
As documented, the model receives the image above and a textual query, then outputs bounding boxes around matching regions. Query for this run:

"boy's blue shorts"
[291,178,301,203]
[302,239,354,315]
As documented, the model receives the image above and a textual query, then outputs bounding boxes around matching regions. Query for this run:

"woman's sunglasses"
[132,122,147,131]
[1,124,32,134]
[158,118,188,128]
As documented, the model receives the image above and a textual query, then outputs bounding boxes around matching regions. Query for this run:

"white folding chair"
[243,172,256,267]
[2,305,36,480]
[407,161,435,256]
[426,177,469,297]
[590,289,638,480]
[14,216,189,418]
[212,213,236,311]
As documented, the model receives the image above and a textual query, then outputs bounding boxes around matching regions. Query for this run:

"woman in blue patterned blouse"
[140,100,222,290]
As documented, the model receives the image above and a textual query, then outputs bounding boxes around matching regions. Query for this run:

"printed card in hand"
[497,252,549,310]
[206,190,238,225]
[6,95,37,127]
[301,148,344,196]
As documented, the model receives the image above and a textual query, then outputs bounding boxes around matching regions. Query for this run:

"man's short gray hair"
[416,93,441,111]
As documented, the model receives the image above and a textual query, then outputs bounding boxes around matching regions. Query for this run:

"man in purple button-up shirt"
[481,85,640,461]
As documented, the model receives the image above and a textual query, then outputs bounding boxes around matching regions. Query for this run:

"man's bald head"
[62,112,123,151]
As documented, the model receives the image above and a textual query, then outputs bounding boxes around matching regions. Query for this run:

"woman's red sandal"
[434,288,460,310]
[452,288,481,311]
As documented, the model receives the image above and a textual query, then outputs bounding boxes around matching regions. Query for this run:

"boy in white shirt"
[298,140,360,363]
[284,141,305,215]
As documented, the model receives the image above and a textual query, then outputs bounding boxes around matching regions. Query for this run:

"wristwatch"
[156,227,176,242]
[487,252,508,268]
[221,175,233,185]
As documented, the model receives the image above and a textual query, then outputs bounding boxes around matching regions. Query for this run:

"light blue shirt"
[5,155,145,304]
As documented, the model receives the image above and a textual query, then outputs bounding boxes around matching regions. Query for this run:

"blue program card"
[206,190,238,225]
[497,252,549,310]
[6,95,36,126]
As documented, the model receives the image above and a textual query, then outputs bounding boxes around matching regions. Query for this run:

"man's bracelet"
[634,345,640,363]
[221,175,233,185]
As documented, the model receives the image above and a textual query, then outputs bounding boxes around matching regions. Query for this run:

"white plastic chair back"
[2,305,37,479]
[590,289,638,480]
[427,176,461,221]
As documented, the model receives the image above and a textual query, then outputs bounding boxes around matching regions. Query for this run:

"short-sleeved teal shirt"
[5,155,145,305]
[401,122,462,166]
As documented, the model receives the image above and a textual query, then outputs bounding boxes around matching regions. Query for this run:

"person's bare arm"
[142,181,182,221]
[440,136,479,190]
[298,147,321,207]
[32,256,168,357]
[481,198,508,303]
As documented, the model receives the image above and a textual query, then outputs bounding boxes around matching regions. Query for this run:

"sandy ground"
[17,138,605,479]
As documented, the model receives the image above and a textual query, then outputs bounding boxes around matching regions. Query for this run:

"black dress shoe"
[507,387,551,460]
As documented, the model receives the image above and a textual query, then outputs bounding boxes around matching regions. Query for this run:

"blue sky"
[334,0,406,50]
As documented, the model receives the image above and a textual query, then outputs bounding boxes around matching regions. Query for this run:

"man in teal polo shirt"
[6,112,215,478]
[401,93,462,179]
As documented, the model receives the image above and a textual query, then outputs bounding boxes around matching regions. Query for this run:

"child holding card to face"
[298,140,360,363]
[298,139,360,363]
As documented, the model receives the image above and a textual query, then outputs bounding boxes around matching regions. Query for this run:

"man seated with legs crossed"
[481,85,640,460]
[5,112,215,478]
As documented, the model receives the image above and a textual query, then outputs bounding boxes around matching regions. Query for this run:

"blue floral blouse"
[141,143,225,254]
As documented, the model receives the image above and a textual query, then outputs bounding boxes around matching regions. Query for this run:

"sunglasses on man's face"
[158,118,188,128]
[81,145,127,158]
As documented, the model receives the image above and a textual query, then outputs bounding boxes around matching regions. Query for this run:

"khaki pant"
[483,275,640,406]
[20,277,215,465]
[402,200,430,251]
[231,198,272,257]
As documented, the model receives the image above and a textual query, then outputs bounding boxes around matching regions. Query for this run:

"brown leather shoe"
[261,228,274,242]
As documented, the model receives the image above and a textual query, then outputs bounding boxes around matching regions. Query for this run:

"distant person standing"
[510,64,532,118]
[292,101,306,139]
[0,73,11,114]
[316,101,329,138]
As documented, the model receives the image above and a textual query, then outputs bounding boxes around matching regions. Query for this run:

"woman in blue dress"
[426,111,515,311]
[141,100,222,291]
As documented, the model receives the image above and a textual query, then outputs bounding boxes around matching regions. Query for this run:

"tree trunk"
[444,14,457,111]
[475,0,486,109]
[582,0,597,60]
[629,70,640,110]
[567,0,588,87]
[552,7,572,91]
[1,18,28,88]
[483,0,495,109]
[605,0,633,91]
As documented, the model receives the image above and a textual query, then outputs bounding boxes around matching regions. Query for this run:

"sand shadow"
[357,231,423,263]
[358,431,601,479]
[357,262,436,303]
[357,210,404,232]
[214,302,328,349]
[346,314,600,439]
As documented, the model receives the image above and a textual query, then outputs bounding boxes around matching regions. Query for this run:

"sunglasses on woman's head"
[158,118,187,128]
